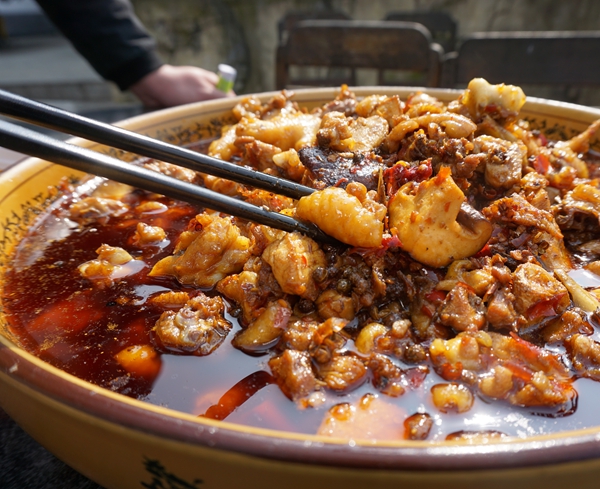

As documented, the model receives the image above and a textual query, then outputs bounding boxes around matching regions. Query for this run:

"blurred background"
[2,0,600,111]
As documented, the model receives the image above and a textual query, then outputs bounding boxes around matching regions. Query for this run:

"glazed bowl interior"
[3,86,600,488]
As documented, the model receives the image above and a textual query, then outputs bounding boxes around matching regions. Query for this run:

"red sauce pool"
[4,178,600,440]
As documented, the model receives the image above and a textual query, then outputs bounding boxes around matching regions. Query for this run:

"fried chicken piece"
[459,77,526,122]
[235,138,282,173]
[317,353,368,393]
[272,148,307,182]
[143,159,200,183]
[78,244,139,287]
[150,214,251,288]
[555,181,600,231]
[268,349,317,402]
[232,299,292,354]
[355,94,405,127]
[154,294,232,355]
[431,383,474,413]
[510,370,573,408]
[262,232,326,301]
[69,196,129,223]
[319,84,357,116]
[208,124,239,161]
[296,183,385,248]
[431,331,575,411]
[437,283,486,331]
[236,112,321,151]
[486,286,518,330]
[471,135,527,190]
[540,309,594,343]
[368,353,407,397]
[430,331,491,375]
[317,111,389,153]
[511,262,570,327]
[133,222,166,245]
[483,193,572,271]
[217,270,278,325]
[278,316,321,352]
[566,333,600,381]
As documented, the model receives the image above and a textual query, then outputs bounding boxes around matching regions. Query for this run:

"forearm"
[35,0,163,90]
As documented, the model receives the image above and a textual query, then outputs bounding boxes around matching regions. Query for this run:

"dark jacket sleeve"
[34,0,164,90]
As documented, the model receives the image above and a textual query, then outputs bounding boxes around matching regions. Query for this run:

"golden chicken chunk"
[208,124,238,161]
[430,330,492,373]
[268,349,317,402]
[388,167,492,267]
[384,112,476,153]
[216,270,263,325]
[272,148,307,181]
[235,112,321,151]
[315,287,362,321]
[262,232,326,301]
[431,383,474,414]
[511,262,570,327]
[460,77,526,121]
[296,184,386,248]
[133,222,166,245]
[438,283,486,331]
[567,334,600,381]
[483,193,572,272]
[154,294,232,355]
[78,244,142,287]
[317,111,389,153]
[149,213,251,288]
[232,299,292,353]
[558,181,600,227]
[69,196,129,222]
[355,94,405,127]
[317,353,368,393]
[143,159,199,183]
[472,135,527,190]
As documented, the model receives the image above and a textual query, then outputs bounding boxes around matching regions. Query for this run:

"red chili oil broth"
[4,177,600,441]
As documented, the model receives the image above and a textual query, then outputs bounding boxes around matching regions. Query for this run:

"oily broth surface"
[3,172,600,442]
[5,86,600,442]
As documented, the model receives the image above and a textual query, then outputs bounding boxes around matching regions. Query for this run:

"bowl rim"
[3,85,600,472]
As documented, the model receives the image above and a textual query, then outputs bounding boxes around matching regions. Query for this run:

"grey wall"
[130,0,600,102]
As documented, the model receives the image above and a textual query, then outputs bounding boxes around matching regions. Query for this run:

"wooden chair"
[384,10,457,53]
[277,9,352,44]
[440,31,600,102]
[275,19,443,90]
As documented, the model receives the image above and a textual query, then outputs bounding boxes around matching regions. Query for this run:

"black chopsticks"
[0,89,314,200]
[0,118,338,245]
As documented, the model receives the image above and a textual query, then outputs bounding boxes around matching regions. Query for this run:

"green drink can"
[216,64,237,93]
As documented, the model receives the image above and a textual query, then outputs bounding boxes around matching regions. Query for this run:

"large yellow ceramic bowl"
[3,87,600,489]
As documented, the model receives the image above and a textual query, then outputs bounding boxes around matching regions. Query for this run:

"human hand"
[129,64,235,108]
